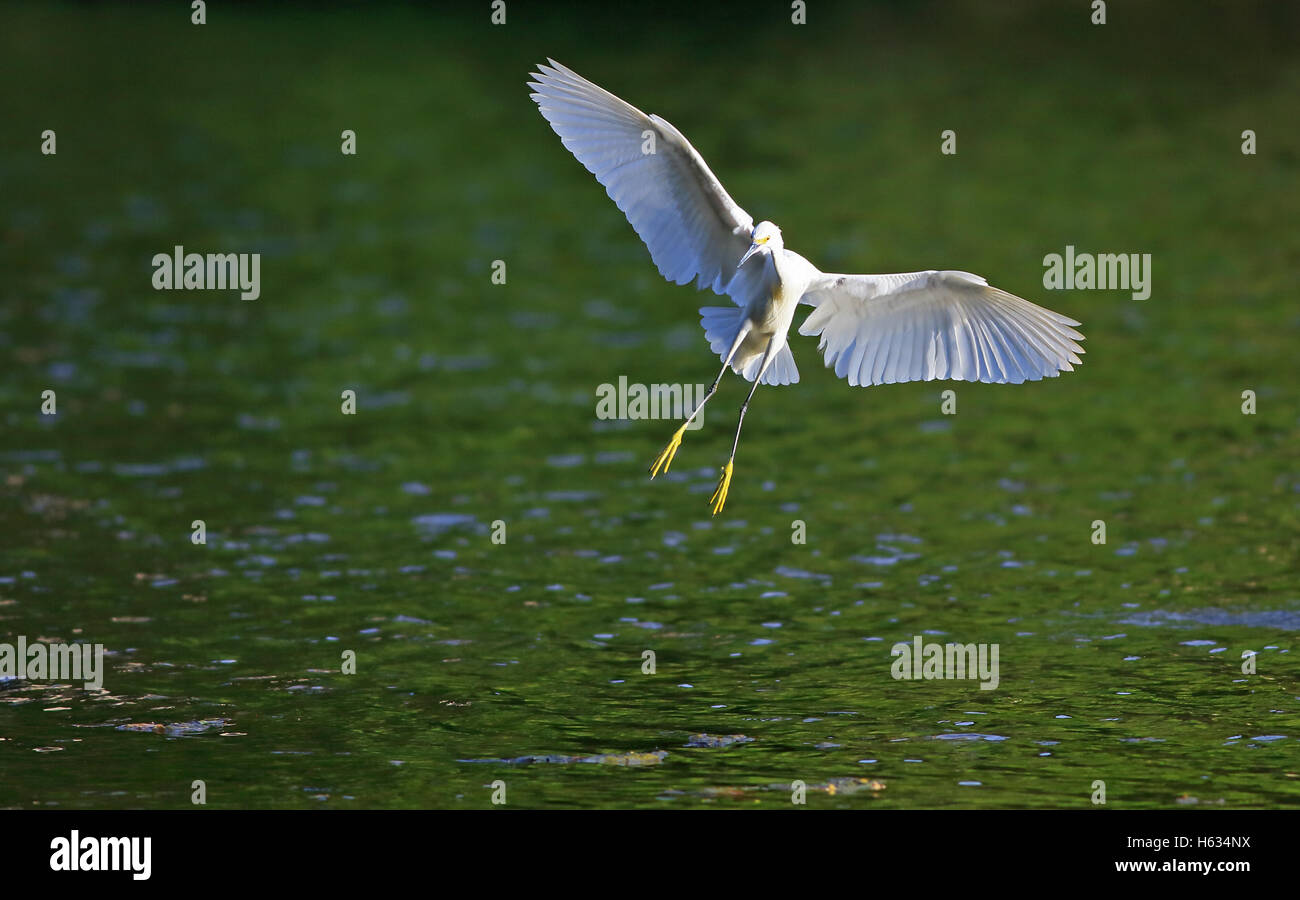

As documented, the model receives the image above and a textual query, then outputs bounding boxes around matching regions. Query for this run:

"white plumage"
[529,59,1085,513]
[798,270,1084,386]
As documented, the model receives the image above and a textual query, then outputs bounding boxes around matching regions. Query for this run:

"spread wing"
[798,270,1085,386]
[529,59,770,306]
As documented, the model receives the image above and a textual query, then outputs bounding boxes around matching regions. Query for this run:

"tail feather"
[759,342,799,386]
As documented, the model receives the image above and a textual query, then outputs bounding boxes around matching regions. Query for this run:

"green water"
[1,2,1297,809]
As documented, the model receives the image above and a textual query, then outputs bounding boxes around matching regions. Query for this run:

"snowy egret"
[529,60,1084,514]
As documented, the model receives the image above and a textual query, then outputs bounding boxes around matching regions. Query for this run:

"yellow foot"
[648,423,689,479]
[709,459,734,516]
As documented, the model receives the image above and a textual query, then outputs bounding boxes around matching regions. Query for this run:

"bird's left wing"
[797,270,1085,386]
[529,60,761,303]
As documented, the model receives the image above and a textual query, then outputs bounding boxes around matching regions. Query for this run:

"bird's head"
[739,220,782,267]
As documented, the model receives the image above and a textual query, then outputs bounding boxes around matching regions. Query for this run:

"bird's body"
[725,244,816,380]
[529,60,1085,513]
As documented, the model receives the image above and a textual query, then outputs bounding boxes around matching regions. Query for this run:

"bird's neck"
[770,245,804,289]
[770,245,816,301]
[768,244,788,278]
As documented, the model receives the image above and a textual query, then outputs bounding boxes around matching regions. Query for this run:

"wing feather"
[530,60,767,306]
[798,271,1085,386]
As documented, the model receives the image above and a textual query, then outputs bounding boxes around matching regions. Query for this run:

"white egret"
[529,60,1084,514]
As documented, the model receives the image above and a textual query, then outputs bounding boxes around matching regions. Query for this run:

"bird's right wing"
[798,270,1085,386]
[529,60,765,305]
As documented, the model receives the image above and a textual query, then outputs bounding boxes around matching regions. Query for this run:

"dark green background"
[1,0,1296,808]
